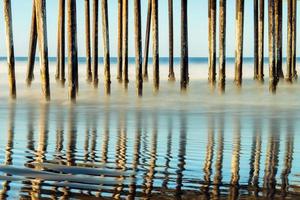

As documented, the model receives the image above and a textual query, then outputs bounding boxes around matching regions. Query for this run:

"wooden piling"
[67,0,78,100]
[92,0,99,88]
[101,0,111,94]
[117,0,122,82]
[181,0,188,90]
[142,0,152,81]
[134,0,143,96]
[275,0,283,79]
[254,0,258,79]
[218,0,226,91]
[26,1,37,87]
[292,0,297,80]
[286,0,292,82]
[35,0,50,100]
[122,0,129,86]
[257,0,264,82]
[56,3,61,81]
[234,0,244,87]
[208,0,216,85]
[152,0,159,91]
[85,0,92,83]
[3,0,16,99]
[168,0,175,81]
[57,0,66,85]
[268,0,277,92]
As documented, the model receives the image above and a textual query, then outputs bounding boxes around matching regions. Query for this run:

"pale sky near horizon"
[0,0,298,58]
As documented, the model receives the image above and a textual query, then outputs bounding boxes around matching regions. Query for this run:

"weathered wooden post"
[208,0,216,85]
[181,0,188,90]
[122,0,129,87]
[67,0,78,100]
[117,0,122,82]
[254,0,258,79]
[85,0,92,82]
[268,0,277,92]
[168,0,175,81]
[292,0,297,80]
[152,0,159,91]
[56,0,66,85]
[35,0,50,100]
[142,0,151,81]
[26,1,37,87]
[275,0,283,79]
[258,0,264,82]
[3,0,16,99]
[134,0,143,96]
[234,0,244,87]
[286,0,292,82]
[219,0,226,91]
[92,0,99,88]
[101,0,111,94]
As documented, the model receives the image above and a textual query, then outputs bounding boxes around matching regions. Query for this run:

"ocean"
[0,57,299,199]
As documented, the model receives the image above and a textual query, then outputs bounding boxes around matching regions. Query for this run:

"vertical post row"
[101,0,111,94]
[292,0,297,80]
[85,0,92,82]
[142,0,152,81]
[134,0,143,96]
[67,0,78,100]
[254,0,258,79]
[275,0,283,79]
[3,0,16,99]
[92,0,99,88]
[208,0,216,85]
[257,0,264,82]
[152,0,159,92]
[218,0,226,91]
[181,0,188,90]
[57,0,66,85]
[35,0,50,100]
[234,0,244,87]
[168,0,175,81]
[117,0,122,82]
[268,0,277,92]
[26,0,37,87]
[122,0,129,87]
[286,0,292,82]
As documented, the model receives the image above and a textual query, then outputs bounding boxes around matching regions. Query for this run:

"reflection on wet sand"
[263,117,280,199]
[0,104,15,199]
[0,106,299,199]
[212,114,224,198]
[162,117,173,190]
[248,118,262,197]
[143,114,158,197]
[128,110,142,198]
[202,114,214,197]
[175,114,187,196]
[113,111,127,199]
[229,117,241,200]
[31,103,49,199]
[281,129,294,198]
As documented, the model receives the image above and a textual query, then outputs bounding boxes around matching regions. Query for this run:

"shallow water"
[0,58,299,199]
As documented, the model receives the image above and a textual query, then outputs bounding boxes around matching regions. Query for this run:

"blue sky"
[0,0,298,57]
